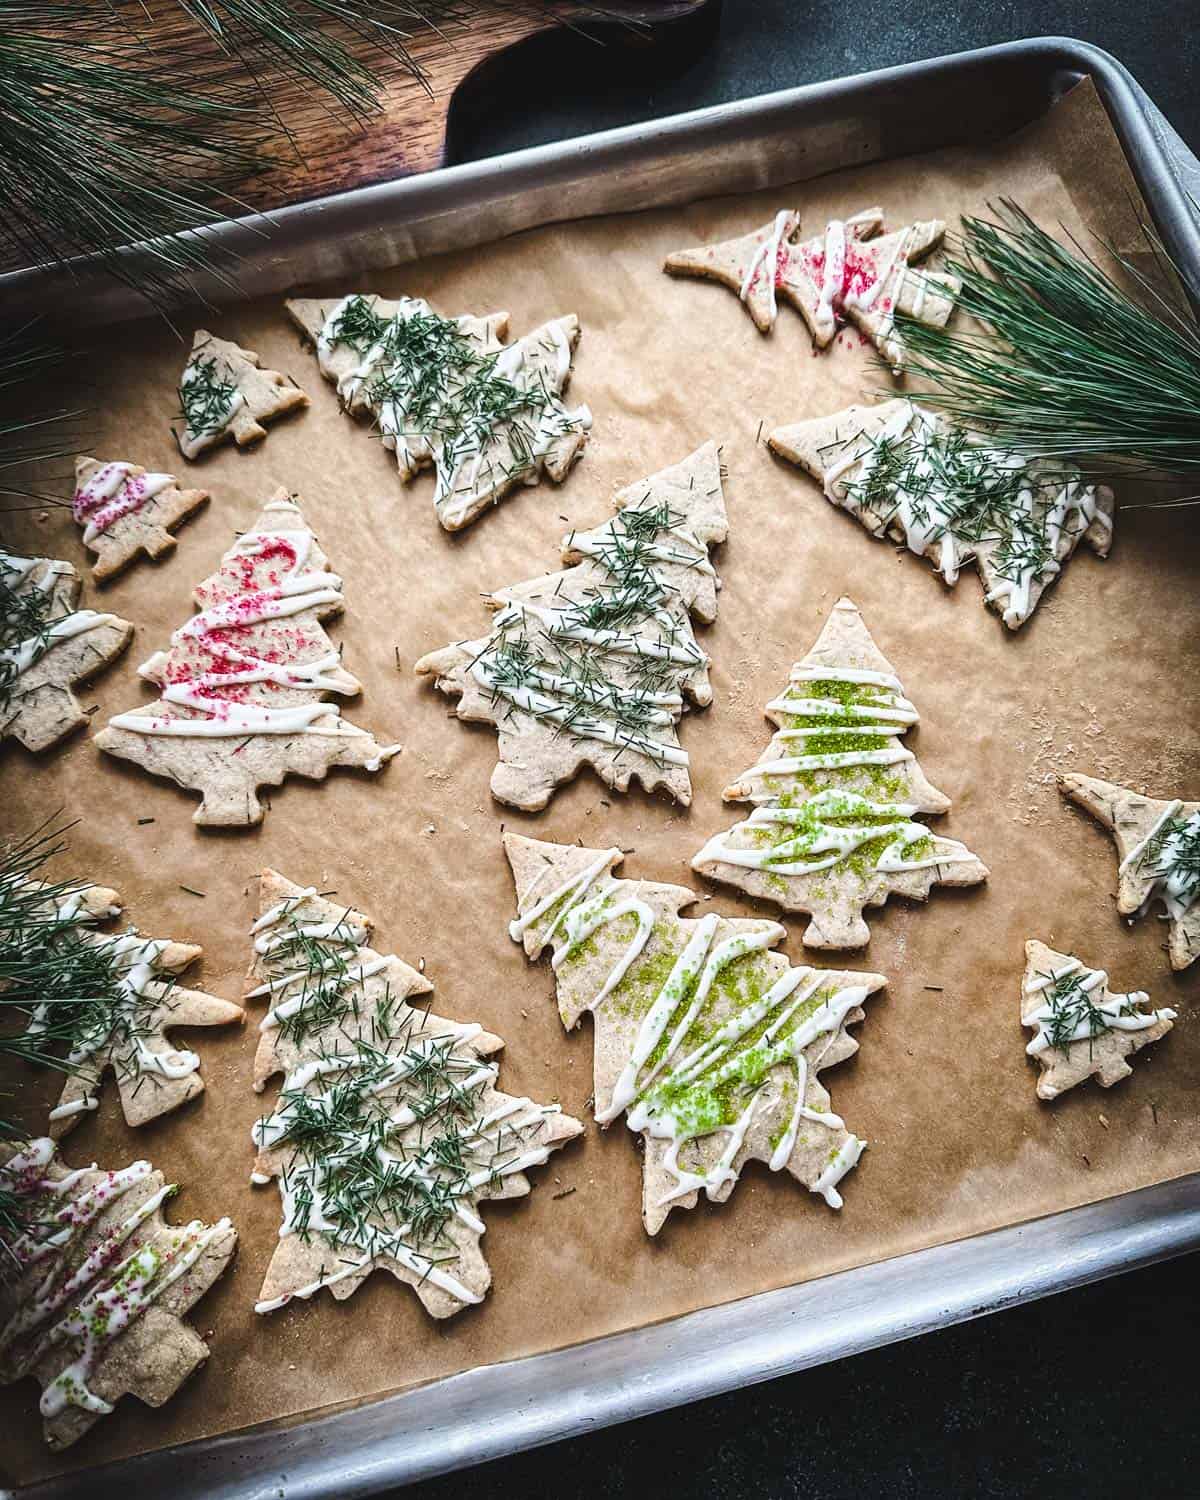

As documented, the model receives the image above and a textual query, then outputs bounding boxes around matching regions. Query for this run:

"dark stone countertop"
[403,7,1200,1498]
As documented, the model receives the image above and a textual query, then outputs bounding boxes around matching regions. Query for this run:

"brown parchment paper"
[3,78,1199,1489]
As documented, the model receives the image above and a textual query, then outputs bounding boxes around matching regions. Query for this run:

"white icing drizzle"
[316,295,590,527]
[0,550,121,679]
[738,209,795,321]
[466,495,714,771]
[0,1140,229,1419]
[106,511,381,752]
[1023,958,1176,1055]
[814,218,847,341]
[1119,799,1200,920]
[72,462,174,544]
[22,920,201,1086]
[179,352,244,456]
[695,789,977,878]
[733,663,918,790]
[511,855,870,1208]
[810,1135,866,1209]
[823,403,1109,625]
[249,887,561,1312]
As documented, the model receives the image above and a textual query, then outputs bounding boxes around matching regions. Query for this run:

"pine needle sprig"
[0,820,177,1091]
[898,200,1200,476]
[0,323,83,508]
[0,4,270,305]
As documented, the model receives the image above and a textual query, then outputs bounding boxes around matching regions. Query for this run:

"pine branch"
[0,323,82,507]
[0,3,270,306]
[898,200,1200,479]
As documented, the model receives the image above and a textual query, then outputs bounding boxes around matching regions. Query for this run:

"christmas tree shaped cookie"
[1060,774,1200,970]
[416,442,727,810]
[769,400,1114,629]
[0,1136,236,1450]
[664,206,959,370]
[247,870,582,1319]
[506,833,886,1234]
[693,598,987,949]
[286,292,591,531]
[95,489,400,825]
[7,872,242,1133]
[72,456,209,582]
[1021,941,1175,1100]
[175,330,308,460]
[1,550,132,753]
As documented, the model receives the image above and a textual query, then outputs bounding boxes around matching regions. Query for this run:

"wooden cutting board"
[234,1,718,212]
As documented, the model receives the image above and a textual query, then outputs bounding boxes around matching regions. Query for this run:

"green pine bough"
[0,2,607,307]
[898,200,1200,479]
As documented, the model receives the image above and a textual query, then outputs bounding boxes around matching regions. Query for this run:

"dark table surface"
[410,6,1200,1499]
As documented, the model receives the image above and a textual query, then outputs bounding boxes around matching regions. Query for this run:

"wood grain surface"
[256,3,714,205]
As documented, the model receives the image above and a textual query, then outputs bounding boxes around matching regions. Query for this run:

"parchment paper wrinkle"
[1,80,1197,1487]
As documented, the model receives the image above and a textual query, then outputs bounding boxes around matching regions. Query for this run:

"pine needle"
[0,323,82,507]
[899,200,1200,478]
[0,3,270,305]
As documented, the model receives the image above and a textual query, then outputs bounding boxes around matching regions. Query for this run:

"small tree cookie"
[247,869,582,1319]
[1060,773,1200,970]
[0,550,132,753]
[506,833,886,1235]
[0,1136,236,1450]
[7,873,243,1133]
[663,206,959,370]
[286,292,591,531]
[175,330,308,460]
[694,597,987,949]
[1021,940,1175,1100]
[95,489,400,826]
[416,442,727,810]
[769,399,1114,629]
[72,456,209,582]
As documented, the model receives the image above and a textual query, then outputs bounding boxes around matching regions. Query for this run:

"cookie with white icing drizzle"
[1020,940,1175,1100]
[0,1137,236,1450]
[693,597,987,949]
[0,550,132,753]
[770,399,1114,629]
[286,292,591,531]
[416,442,727,810]
[94,488,400,826]
[663,206,959,370]
[175,330,308,460]
[7,874,243,1133]
[506,833,886,1235]
[1060,773,1200,971]
[246,869,583,1320]
[72,456,208,582]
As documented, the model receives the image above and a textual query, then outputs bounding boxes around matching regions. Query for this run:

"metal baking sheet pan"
[4,35,1200,1500]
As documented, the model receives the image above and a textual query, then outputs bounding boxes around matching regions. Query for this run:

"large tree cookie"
[1021,940,1175,1100]
[286,292,591,531]
[95,489,400,826]
[1060,773,1200,971]
[246,869,582,1319]
[175,330,308,460]
[506,833,886,1235]
[416,443,727,810]
[694,597,987,949]
[0,1137,236,1450]
[72,456,209,582]
[770,399,1114,629]
[7,873,242,1133]
[663,206,959,370]
[0,550,132,753]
